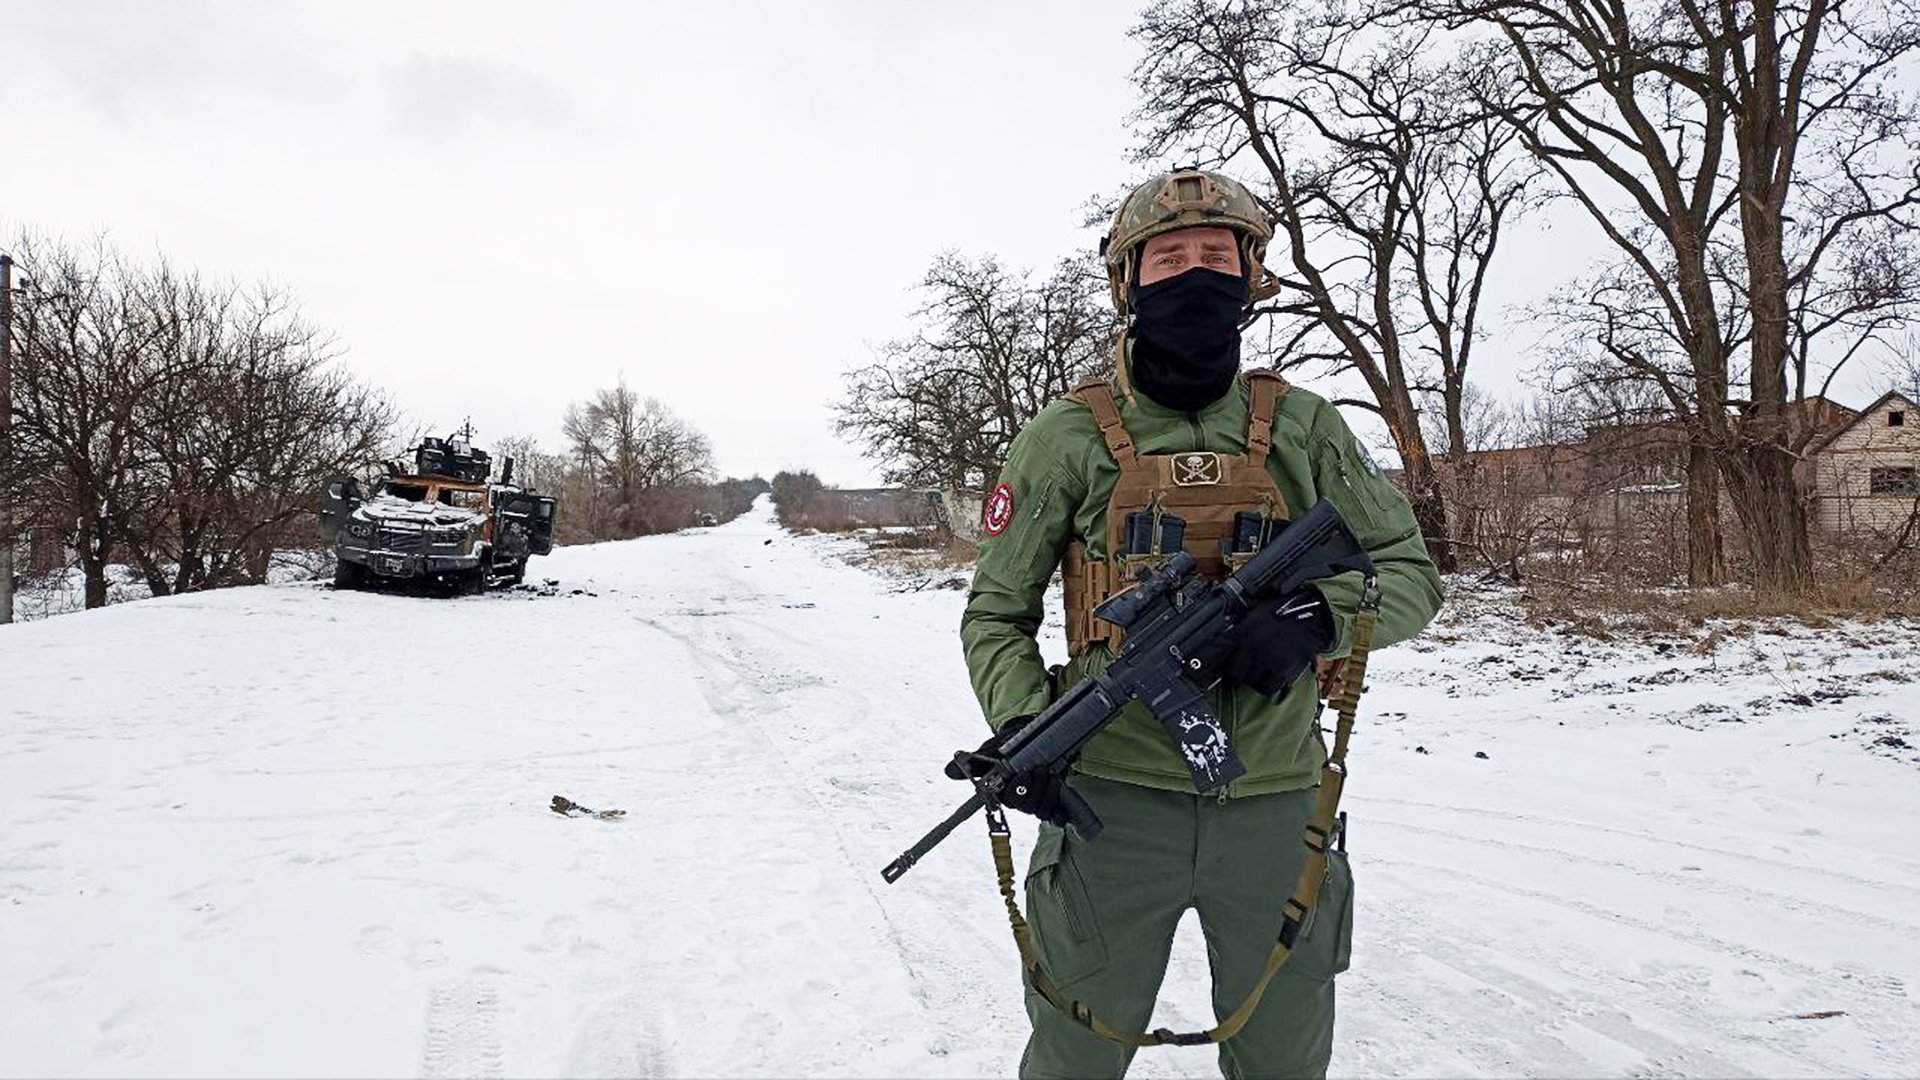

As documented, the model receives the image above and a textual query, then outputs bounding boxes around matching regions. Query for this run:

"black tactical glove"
[944,715,1076,826]
[1215,587,1335,698]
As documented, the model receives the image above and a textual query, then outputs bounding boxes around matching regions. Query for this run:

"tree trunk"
[1451,453,1480,551]
[172,549,200,594]
[1389,415,1457,573]
[1728,46,1814,593]
[1724,449,1814,591]
[244,539,273,584]
[1685,444,1724,586]
[80,555,108,609]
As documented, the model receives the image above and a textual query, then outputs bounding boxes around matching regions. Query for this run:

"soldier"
[959,169,1444,1079]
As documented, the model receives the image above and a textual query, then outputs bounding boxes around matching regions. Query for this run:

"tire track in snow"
[1366,814,1920,937]
[1363,794,1920,891]
[1370,850,1913,1020]
[633,586,1021,1067]
[561,988,672,1078]
[1362,857,1890,1078]
[629,606,974,1068]
[1365,896,1772,1078]
[633,610,932,975]
[420,975,503,1079]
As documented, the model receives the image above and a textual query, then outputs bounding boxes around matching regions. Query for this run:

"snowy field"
[2,498,1917,1078]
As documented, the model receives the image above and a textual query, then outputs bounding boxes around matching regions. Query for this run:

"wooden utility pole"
[1,253,13,625]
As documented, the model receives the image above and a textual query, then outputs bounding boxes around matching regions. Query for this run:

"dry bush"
[1492,481,1919,634]
[791,505,863,533]
[770,469,824,528]
[1519,555,1919,637]
[770,473,938,534]
[945,534,979,565]
[864,529,944,552]
[838,527,979,590]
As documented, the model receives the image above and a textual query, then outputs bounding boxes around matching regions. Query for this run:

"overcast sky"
[5,2,1901,485]
[6,2,1153,485]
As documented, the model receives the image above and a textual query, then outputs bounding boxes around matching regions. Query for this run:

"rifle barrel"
[881,790,986,883]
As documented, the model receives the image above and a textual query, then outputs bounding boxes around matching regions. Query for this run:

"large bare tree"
[1130,0,1541,572]
[562,380,715,537]
[121,271,393,594]
[1402,0,1920,588]
[836,252,1117,490]
[6,236,177,608]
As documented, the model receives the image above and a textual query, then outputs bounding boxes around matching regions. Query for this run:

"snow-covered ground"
[2,498,1916,1078]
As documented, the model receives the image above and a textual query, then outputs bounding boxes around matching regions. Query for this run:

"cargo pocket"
[1285,849,1354,981]
[1025,825,1109,989]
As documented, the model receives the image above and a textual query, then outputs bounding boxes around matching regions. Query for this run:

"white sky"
[6,2,1149,485]
[4,2,1901,484]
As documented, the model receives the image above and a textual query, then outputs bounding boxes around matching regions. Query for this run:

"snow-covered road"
[3,499,1917,1077]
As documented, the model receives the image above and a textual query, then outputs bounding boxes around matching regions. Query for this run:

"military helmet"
[1101,168,1277,315]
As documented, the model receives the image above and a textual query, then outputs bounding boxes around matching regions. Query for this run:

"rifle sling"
[986,589,1381,1049]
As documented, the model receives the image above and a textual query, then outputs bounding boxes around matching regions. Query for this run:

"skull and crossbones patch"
[1171,452,1223,486]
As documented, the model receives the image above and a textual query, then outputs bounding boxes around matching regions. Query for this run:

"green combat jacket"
[960,371,1444,797]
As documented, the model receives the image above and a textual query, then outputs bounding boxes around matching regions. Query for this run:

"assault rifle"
[881,499,1375,884]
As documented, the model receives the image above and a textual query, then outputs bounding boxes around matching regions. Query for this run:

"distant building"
[1799,390,1920,534]
[802,487,938,529]
[1432,417,1689,538]
[1433,392,1916,545]
[27,527,65,574]
[938,489,986,544]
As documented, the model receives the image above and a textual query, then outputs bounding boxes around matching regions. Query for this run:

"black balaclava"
[1128,267,1248,412]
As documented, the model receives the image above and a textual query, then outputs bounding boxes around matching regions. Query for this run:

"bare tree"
[5,235,179,608]
[492,434,569,493]
[5,234,397,606]
[1420,380,1513,459]
[120,271,394,594]
[1129,0,1542,572]
[1887,340,1920,399]
[563,380,715,537]
[1401,0,1920,589]
[1420,379,1506,555]
[836,252,1117,491]
[1536,260,1738,581]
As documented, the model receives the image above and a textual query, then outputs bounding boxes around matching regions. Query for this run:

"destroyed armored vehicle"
[319,435,556,593]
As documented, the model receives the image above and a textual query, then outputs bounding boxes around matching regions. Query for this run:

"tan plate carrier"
[1061,371,1292,656]
[988,370,1383,1049]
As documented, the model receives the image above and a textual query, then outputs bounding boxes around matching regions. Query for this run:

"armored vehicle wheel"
[334,559,367,590]
[460,566,488,596]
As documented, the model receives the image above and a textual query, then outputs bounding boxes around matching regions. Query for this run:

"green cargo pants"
[1018,776,1354,1080]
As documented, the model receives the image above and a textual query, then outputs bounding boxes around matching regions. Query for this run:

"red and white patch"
[983,482,1016,536]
